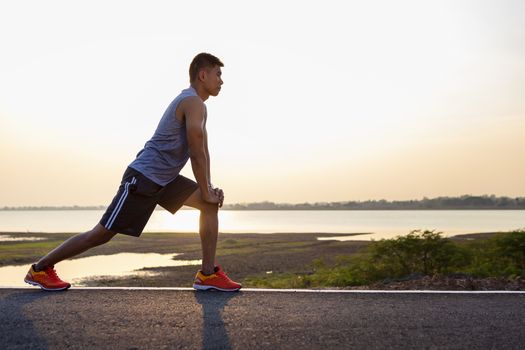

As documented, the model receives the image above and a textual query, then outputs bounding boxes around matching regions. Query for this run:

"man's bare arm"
[203,109,225,206]
[203,112,211,186]
[185,97,219,204]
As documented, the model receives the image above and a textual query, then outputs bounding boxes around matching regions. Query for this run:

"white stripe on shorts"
[105,177,137,230]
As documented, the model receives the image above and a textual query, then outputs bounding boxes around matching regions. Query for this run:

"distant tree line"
[2,195,524,210]
[223,195,525,210]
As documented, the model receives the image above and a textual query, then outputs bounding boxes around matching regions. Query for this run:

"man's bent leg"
[183,189,218,275]
[183,188,241,291]
[35,223,116,271]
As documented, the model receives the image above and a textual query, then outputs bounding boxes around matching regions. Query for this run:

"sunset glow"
[1,1,524,206]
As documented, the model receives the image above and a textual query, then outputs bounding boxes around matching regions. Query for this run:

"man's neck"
[190,83,209,101]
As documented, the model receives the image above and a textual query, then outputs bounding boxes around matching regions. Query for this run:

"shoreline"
[0,230,500,265]
[2,231,523,290]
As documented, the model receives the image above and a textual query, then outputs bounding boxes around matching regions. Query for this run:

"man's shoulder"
[179,95,204,111]
[177,96,205,122]
[180,95,202,104]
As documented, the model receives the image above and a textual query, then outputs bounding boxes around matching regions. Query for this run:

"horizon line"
[1,194,524,210]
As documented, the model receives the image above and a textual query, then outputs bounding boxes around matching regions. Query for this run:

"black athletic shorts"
[100,167,198,237]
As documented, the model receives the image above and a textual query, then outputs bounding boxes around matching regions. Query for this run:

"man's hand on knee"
[202,186,221,206]
[214,187,224,208]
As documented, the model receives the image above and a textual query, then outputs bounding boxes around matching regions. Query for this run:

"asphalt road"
[1,288,524,349]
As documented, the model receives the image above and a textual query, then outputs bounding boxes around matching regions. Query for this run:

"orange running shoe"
[24,264,71,291]
[193,266,241,292]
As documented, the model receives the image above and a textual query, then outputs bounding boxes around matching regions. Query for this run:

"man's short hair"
[189,53,224,82]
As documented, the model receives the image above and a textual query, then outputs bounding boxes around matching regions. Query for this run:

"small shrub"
[464,229,525,277]
[367,230,469,279]
[493,229,525,273]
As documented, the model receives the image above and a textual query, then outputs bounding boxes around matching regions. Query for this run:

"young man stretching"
[24,53,241,292]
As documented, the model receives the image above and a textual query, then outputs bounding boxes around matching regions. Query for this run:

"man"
[24,52,241,292]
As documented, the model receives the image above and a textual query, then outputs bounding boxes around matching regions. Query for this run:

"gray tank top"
[129,86,198,186]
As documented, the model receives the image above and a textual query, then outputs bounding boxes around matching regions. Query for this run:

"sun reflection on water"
[144,209,200,232]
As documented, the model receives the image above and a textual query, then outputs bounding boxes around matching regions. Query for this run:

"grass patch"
[0,238,66,265]
[245,273,310,288]
[244,256,369,288]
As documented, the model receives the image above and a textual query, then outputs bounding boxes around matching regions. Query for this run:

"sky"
[1,0,524,206]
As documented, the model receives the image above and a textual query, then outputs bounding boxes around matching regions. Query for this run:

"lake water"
[0,209,524,240]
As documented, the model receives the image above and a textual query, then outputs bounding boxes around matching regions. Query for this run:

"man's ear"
[198,69,207,82]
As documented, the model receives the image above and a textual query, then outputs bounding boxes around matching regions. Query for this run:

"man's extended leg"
[183,189,241,291]
[25,224,116,291]
[35,224,117,271]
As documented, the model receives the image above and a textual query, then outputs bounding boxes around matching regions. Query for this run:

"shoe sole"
[193,283,241,292]
[24,278,71,291]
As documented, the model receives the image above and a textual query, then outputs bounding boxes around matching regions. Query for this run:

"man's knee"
[184,189,219,214]
[85,224,115,246]
[200,202,219,215]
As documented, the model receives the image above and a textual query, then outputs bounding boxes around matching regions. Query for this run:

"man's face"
[202,65,223,96]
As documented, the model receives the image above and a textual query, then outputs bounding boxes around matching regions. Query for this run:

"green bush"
[462,229,525,277]
[493,229,525,273]
[304,257,370,287]
[366,230,469,279]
